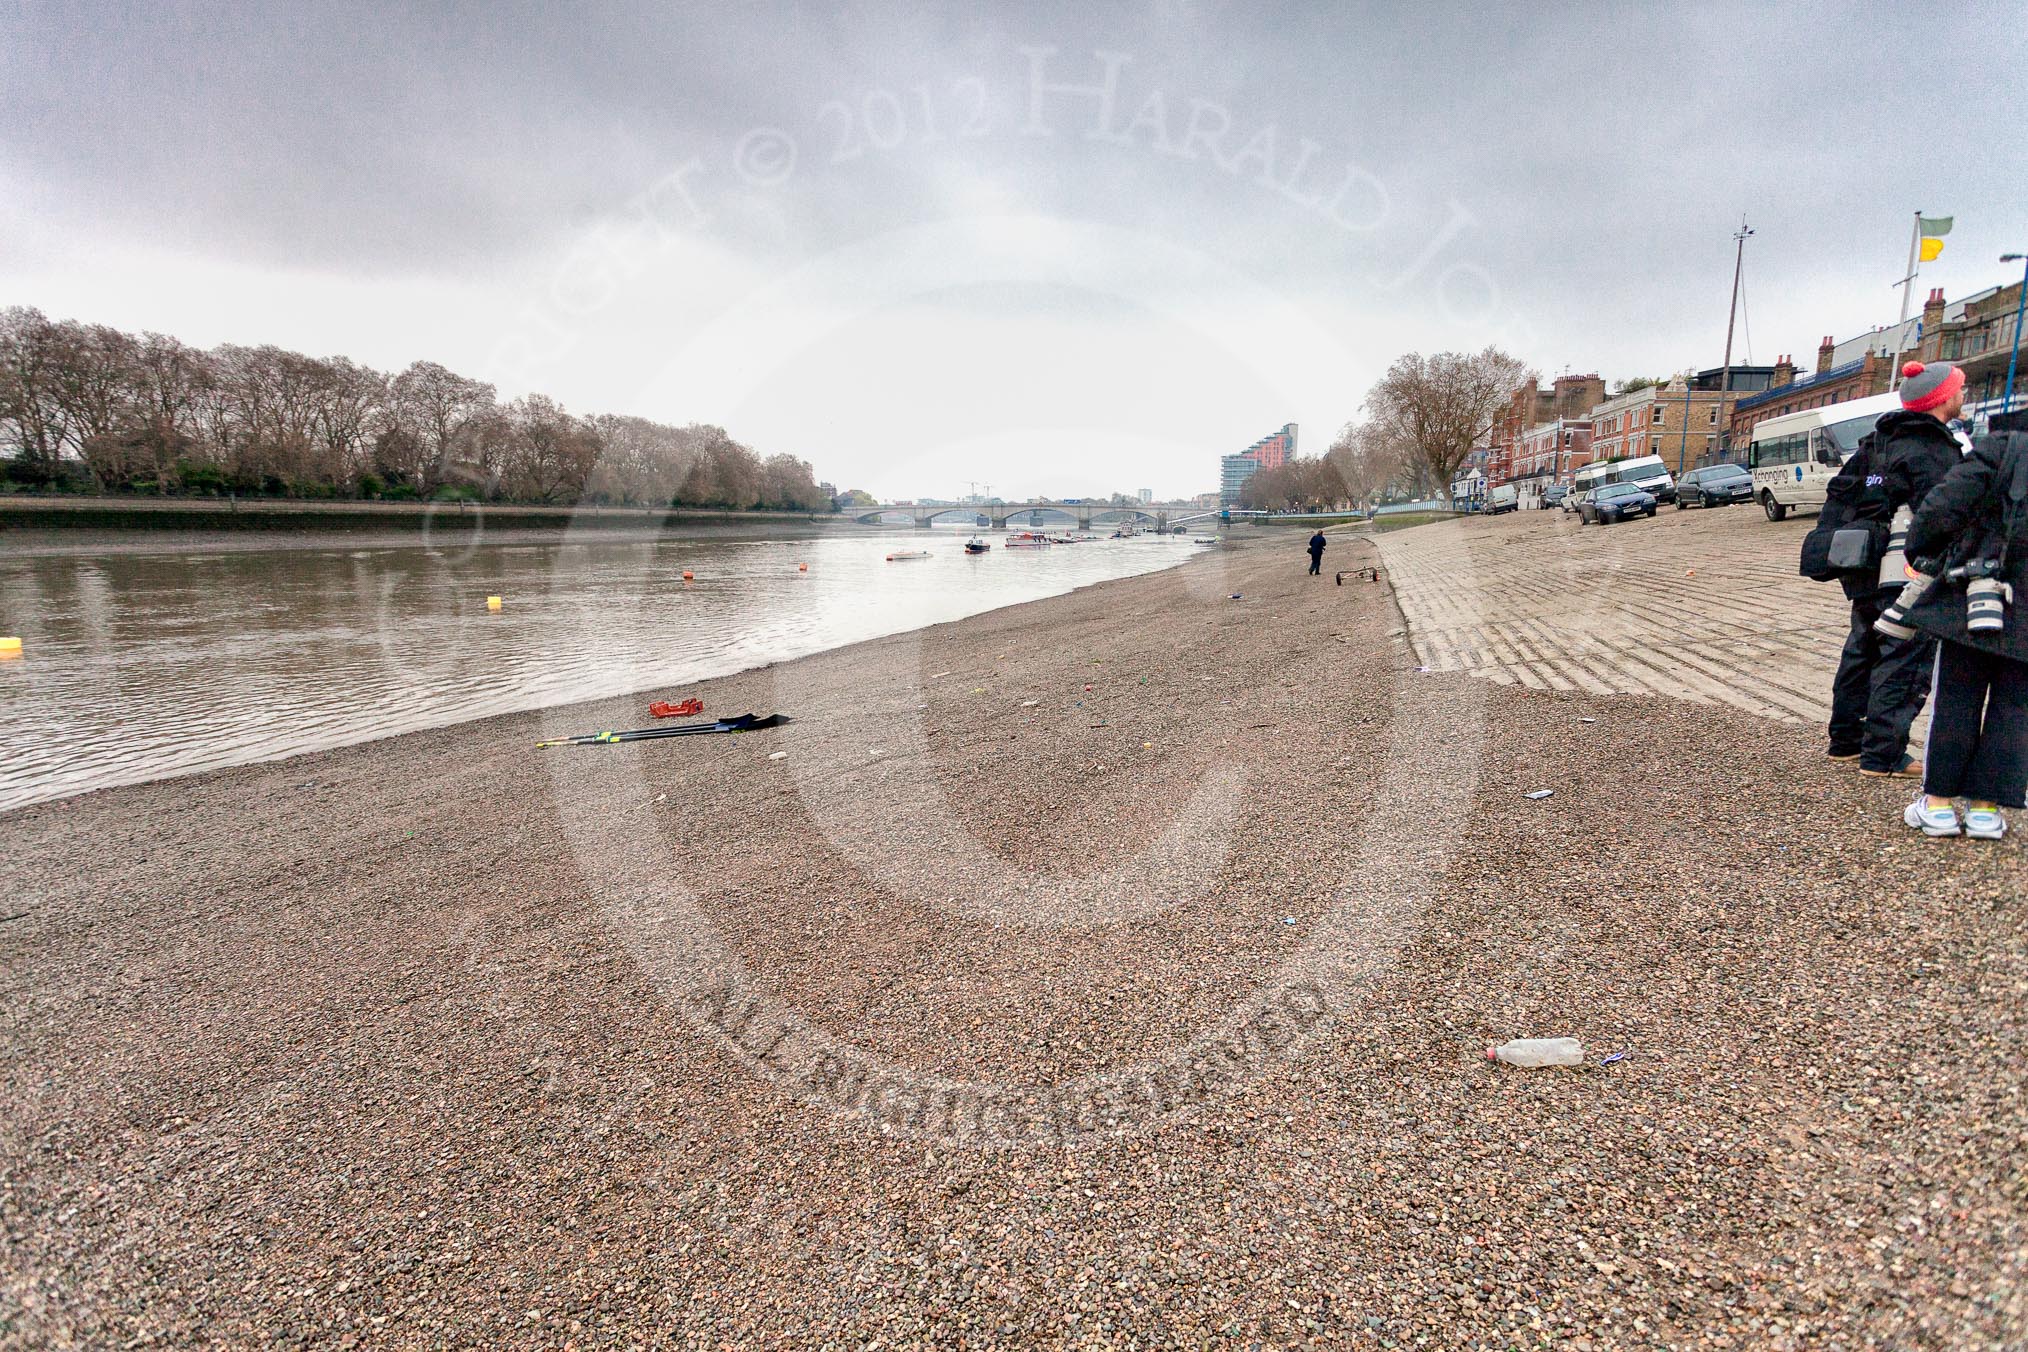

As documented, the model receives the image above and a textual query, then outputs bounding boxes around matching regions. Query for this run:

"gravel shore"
[2,530,2023,1349]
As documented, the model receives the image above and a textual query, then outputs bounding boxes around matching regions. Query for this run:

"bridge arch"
[1001,506,1080,528]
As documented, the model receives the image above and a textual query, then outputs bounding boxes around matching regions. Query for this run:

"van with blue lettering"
[1745,392,1902,522]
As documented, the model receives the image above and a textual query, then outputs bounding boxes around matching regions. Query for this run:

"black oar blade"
[535,712,779,748]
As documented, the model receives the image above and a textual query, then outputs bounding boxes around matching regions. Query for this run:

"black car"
[1676,464,1753,509]
[1542,484,1569,510]
[1577,482,1657,524]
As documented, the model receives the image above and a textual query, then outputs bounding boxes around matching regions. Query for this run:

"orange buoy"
[682,570,695,581]
[798,563,808,571]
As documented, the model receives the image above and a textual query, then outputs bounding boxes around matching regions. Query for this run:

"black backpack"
[1799,434,1889,582]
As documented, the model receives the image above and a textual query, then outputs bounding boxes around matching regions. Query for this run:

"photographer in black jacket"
[1893,412,2028,840]
[1824,360,1967,776]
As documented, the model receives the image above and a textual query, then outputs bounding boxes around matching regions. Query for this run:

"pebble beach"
[3,526,2024,1349]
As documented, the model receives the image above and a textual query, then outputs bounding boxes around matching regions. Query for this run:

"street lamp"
[2002,253,2027,415]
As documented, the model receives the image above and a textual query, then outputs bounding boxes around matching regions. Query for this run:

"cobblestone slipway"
[1375,506,1921,739]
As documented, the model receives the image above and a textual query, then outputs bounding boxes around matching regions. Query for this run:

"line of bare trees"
[1236,346,1529,512]
[0,306,833,510]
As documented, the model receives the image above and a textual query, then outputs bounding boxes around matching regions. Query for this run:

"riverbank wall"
[0,494,887,556]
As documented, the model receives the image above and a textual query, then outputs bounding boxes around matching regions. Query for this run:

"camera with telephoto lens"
[1874,507,1913,590]
[1874,565,1937,640]
[1947,559,2013,633]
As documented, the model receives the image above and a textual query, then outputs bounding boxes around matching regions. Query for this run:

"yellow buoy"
[486,596,502,611]
[0,636,19,658]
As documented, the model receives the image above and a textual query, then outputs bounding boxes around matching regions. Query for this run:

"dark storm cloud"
[4,0,2025,368]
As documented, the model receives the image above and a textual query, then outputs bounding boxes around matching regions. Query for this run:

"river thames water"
[0,529,1209,812]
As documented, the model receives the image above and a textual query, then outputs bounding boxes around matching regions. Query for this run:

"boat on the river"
[1002,532,1051,549]
[963,537,990,554]
[885,549,932,561]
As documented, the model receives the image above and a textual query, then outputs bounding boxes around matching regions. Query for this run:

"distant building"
[1511,418,1594,484]
[1219,422,1298,506]
[1909,280,2026,422]
[1589,366,1772,472]
[1487,374,1605,484]
[1725,346,1893,452]
[1137,488,1153,504]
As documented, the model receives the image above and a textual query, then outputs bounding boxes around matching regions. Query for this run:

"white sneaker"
[1904,796,1961,837]
[1963,807,2007,840]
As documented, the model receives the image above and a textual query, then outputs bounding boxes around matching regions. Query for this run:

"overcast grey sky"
[4,1,2024,499]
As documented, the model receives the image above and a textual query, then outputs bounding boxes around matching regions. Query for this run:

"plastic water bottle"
[1487,1037,1583,1068]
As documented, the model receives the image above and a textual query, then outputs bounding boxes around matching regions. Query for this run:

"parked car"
[1577,482,1657,524]
[1487,484,1518,514]
[1676,463,1754,509]
[1541,484,1569,510]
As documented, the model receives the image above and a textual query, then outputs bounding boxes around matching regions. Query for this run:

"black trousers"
[1308,552,1323,575]
[1829,590,1936,770]
[1923,640,2028,808]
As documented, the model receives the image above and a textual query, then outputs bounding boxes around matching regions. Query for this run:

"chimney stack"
[1773,353,1795,388]
[1920,287,1947,361]
[1817,335,1835,374]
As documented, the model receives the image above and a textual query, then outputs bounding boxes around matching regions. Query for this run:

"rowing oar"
[535,713,790,749]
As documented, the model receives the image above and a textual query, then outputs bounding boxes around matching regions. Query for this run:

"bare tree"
[309,358,387,490]
[0,309,78,484]
[501,394,598,502]
[389,360,496,494]
[0,306,835,508]
[124,334,212,489]
[1361,347,1528,503]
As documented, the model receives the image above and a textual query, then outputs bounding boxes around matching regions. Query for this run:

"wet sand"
[2,532,2023,1348]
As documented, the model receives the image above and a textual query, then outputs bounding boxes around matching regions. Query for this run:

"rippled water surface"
[0,530,1206,811]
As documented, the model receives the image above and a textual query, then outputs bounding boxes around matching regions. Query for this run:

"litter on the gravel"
[1488,1037,1583,1068]
[1579,717,1597,723]
[1524,789,1555,800]
[1019,699,1038,707]
[768,751,787,760]
[1600,1050,1629,1065]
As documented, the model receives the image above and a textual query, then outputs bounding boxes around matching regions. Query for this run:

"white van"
[1572,454,1677,505]
[1745,391,1902,522]
[1606,454,1677,504]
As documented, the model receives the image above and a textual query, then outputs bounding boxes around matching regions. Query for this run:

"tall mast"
[1890,210,1922,389]
[1714,218,1753,457]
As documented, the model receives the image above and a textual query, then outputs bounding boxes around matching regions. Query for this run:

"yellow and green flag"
[1918,214,1953,262]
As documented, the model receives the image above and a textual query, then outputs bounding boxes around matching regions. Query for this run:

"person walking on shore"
[1896,412,2028,840]
[1307,530,1327,576]
[1831,361,1968,778]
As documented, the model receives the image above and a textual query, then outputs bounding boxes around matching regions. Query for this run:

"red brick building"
[1487,374,1605,483]
[1512,418,1594,483]
[1725,343,1894,451]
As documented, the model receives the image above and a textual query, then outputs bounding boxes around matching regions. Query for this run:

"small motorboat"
[963,537,990,554]
[1002,531,1051,549]
[885,549,932,561]
[1192,536,1220,544]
